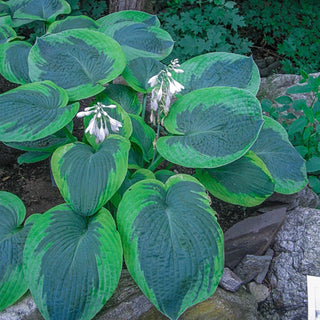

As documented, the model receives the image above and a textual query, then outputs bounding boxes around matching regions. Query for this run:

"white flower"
[168,78,184,95]
[76,102,122,143]
[148,74,159,87]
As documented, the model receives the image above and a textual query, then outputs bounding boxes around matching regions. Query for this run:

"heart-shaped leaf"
[0,192,36,311]
[174,52,260,95]
[117,174,224,320]
[51,136,130,216]
[0,81,79,142]
[251,116,308,194]
[0,41,32,84]
[195,151,275,207]
[97,10,160,28]
[24,204,123,320]
[47,15,98,34]
[102,84,142,115]
[157,87,263,168]
[28,29,127,101]
[98,15,173,61]
[129,114,155,161]
[10,0,71,23]
[122,57,165,93]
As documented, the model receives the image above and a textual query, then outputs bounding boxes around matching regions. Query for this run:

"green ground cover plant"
[0,2,307,319]
[240,0,320,73]
[262,71,320,197]
[158,0,252,62]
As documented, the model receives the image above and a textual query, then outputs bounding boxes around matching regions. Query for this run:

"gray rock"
[255,248,274,284]
[257,186,320,212]
[224,207,286,268]
[247,282,270,303]
[258,72,320,105]
[0,269,259,320]
[219,267,244,292]
[138,287,259,320]
[234,254,273,283]
[260,207,320,320]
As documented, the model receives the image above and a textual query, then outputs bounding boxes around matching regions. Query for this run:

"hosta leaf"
[0,81,78,142]
[0,25,16,44]
[122,57,165,93]
[17,150,51,164]
[11,0,71,23]
[51,136,130,216]
[24,204,122,320]
[102,84,142,115]
[128,143,144,169]
[0,1,10,17]
[174,52,260,95]
[84,98,132,148]
[129,114,155,161]
[0,192,36,311]
[97,10,160,28]
[4,122,75,152]
[0,41,31,84]
[98,18,173,61]
[157,87,263,168]
[195,151,275,207]
[251,116,308,194]
[111,168,156,207]
[155,169,175,183]
[47,15,98,34]
[28,29,126,101]
[117,174,224,320]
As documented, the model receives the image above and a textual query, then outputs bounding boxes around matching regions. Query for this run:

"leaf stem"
[141,93,147,121]
[148,154,164,172]
[62,126,77,143]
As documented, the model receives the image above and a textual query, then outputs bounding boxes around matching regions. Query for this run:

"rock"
[0,270,259,320]
[224,207,286,268]
[247,282,270,303]
[0,294,37,320]
[234,254,273,283]
[219,267,243,292]
[138,287,259,320]
[260,207,320,320]
[256,186,320,212]
[255,249,274,284]
[258,72,320,105]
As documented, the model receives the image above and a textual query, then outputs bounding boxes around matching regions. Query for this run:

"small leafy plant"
[158,0,252,62]
[0,2,307,320]
[262,71,320,197]
[240,0,320,73]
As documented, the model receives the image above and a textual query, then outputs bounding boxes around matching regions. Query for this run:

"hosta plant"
[0,5,307,320]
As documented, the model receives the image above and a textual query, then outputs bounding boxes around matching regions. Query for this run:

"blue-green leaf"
[251,116,308,194]
[10,0,71,23]
[129,114,155,161]
[117,174,224,320]
[47,15,98,34]
[195,151,275,207]
[98,11,173,61]
[24,204,123,320]
[122,57,165,93]
[0,81,78,142]
[51,136,130,216]
[28,29,127,101]
[0,25,16,44]
[0,192,36,311]
[0,41,32,84]
[174,52,260,95]
[157,87,263,168]
[102,84,142,115]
